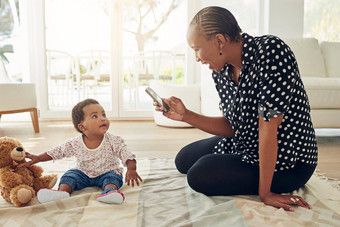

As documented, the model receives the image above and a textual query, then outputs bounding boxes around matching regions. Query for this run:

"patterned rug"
[0,158,339,226]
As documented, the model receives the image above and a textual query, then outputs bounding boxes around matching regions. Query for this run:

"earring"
[219,51,222,56]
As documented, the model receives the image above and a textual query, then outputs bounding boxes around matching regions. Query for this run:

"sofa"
[201,38,340,128]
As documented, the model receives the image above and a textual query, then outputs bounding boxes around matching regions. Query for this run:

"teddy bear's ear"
[0,139,17,168]
[0,137,23,148]
[0,137,26,167]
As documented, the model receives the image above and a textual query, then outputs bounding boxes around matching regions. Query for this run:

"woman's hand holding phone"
[145,87,169,112]
[153,101,167,112]
[156,97,188,122]
[146,87,188,122]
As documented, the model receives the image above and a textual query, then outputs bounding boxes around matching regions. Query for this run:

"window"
[41,0,186,118]
[0,0,23,83]
[121,0,186,112]
[45,0,112,111]
[304,0,340,42]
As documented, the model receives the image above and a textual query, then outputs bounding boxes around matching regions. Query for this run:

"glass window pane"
[45,0,111,110]
[0,0,23,83]
[304,0,340,42]
[121,0,186,111]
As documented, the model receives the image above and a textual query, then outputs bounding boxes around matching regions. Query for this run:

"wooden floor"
[0,120,339,179]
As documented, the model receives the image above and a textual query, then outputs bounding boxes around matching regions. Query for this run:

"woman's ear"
[215,34,227,48]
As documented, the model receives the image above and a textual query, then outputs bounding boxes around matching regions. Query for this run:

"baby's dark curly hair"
[72,98,99,133]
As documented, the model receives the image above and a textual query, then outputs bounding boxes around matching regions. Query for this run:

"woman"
[156,6,317,212]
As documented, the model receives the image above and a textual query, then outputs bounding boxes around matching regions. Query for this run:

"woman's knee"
[186,154,259,196]
[175,148,189,174]
[186,156,215,194]
[175,137,221,174]
[186,166,204,193]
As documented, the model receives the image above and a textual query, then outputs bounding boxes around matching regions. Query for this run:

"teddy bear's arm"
[0,168,23,188]
[28,165,43,178]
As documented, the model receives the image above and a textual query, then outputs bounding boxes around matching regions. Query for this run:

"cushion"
[283,38,326,78]
[321,41,340,78]
[310,109,340,128]
[302,77,340,109]
[0,83,37,111]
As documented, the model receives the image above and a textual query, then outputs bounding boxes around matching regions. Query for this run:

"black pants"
[175,136,316,196]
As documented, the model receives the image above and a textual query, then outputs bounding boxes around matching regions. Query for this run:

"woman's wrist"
[259,186,272,200]
[259,191,271,200]
[182,109,192,123]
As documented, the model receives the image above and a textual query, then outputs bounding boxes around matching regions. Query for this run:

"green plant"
[161,66,184,84]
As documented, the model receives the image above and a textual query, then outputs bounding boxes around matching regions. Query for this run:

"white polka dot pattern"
[46,132,136,177]
[211,33,318,171]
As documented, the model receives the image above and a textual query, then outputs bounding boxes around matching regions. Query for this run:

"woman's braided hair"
[190,6,242,42]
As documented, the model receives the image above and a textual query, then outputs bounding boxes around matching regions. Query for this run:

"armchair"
[0,83,39,133]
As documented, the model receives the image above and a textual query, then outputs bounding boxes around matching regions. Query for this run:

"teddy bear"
[0,137,58,207]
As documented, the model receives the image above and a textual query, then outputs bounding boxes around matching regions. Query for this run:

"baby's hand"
[18,152,40,168]
[125,170,143,187]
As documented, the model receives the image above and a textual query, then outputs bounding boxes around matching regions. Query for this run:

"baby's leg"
[96,186,124,204]
[96,171,124,204]
[103,184,117,190]
[37,169,83,204]
[58,183,72,193]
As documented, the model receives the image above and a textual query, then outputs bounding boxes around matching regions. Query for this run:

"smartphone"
[145,87,169,112]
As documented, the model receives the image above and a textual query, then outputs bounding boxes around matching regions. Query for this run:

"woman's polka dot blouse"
[212,33,318,172]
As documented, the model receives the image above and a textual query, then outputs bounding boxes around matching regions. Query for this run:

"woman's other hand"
[261,192,312,212]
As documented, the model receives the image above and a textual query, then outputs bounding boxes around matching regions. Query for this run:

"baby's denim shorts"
[59,168,123,192]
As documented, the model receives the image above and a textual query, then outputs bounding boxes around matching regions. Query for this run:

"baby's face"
[80,104,110,136]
